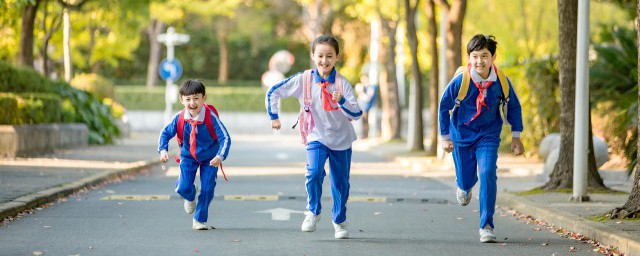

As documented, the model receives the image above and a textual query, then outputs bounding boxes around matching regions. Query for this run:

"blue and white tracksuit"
[158,108,231,223]
[266,68,362,224]
[439,66,523,229]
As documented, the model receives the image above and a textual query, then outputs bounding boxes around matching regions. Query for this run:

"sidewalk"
[359,138,639,256]
[0,132,161,221]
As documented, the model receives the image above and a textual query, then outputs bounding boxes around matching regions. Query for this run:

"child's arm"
[266,73,304,121]
[158,113,180,162]
[334,80,363,120]
[505,78,524,155]
[210,111,231,166]
[438,77,461,141]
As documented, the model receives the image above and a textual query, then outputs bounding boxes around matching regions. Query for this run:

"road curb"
[497,192,640,256]
[0,160,161,221]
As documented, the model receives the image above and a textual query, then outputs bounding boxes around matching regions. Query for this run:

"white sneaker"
[479,227,496,243]
[456,188,472,206]
[183,184,199,214]
[301,211,320,232]
[192,219,208,230]
[333,222,349,239]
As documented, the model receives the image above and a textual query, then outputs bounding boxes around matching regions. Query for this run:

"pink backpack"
[293,69,343,145]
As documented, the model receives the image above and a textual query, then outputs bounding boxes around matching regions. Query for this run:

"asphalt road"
[0,134,601,256]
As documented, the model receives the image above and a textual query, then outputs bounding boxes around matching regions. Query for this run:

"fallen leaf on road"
[456,217,463,220]
[43,226,51,229]
[615,221,622,224]
[542,242,549,246]
[359,230,364,232]
[89,246,94,250]
[569,246,576,252]
[210,226,216,229]
[33,251,43,255]
[194,248,199,252]
[500,243,506,246]
[472,210,479,213]
[527,238,532,241]
[233,239,241,242]
[373,212,383,215]
[533,227,541,231]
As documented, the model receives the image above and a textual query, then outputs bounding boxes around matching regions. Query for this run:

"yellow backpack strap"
[495,65,509,102]
[454,66,470,107]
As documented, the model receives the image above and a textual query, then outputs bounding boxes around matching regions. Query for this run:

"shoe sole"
[480,237,496,243]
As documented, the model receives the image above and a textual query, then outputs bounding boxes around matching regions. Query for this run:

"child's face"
[468,48,496,79]
[311,43,338,77]
[180,93,207,117]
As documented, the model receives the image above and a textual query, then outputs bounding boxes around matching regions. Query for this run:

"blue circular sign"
[159,58,183,81]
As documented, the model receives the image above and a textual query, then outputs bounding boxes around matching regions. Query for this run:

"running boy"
[158,79,231,230]
[266,35,362,239]
[438,34,524,243]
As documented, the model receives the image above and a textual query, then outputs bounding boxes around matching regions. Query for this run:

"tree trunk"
[18,0,41,67]
[439,0,466,79]
[405,0,424,151]
[379,14,401,141]
[609,0,640,219]
[425,0,439,156]
[40,2,62,77]
[302,0,331,67]
[542,0,578,191]
[587,108,607,189]
[216,18,229,84]
[146,19,164,88]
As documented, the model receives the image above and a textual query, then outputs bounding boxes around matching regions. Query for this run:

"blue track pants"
[305,141,352,224]
[175,157,218,223]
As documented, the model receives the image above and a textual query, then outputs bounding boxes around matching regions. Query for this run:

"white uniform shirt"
[266,69,362,150]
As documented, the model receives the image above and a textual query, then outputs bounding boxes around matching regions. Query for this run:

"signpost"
[158,27,190,126]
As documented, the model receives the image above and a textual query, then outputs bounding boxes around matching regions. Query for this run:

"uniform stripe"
[266,73,300,117]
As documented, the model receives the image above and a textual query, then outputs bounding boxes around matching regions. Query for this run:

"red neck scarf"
[318,81,339,111]
[186,119,203,161]
[465,67,493,125]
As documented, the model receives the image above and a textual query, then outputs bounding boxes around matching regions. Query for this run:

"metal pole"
[572,0,590,202]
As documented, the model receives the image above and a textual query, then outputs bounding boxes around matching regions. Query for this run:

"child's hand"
[160,150,169,163]
[332,91,342,102]
[271,119,281,130]
[512,138,524,156]
[210,157,221,167]
[442,140,454,153]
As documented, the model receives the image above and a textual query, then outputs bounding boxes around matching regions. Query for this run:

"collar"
[470,65,497,83]
[183,106,205,122]
[313,68,336,84]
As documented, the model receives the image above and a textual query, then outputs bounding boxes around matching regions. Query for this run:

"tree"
[435,0,466,79]
[609,0,640,219]
[145,19,165,88]
[405,0,424,151]
[378,1,402,140]
[424,0,438,155]
[38,1,62,77]
[18,0,42,67]
[542,0,606,191]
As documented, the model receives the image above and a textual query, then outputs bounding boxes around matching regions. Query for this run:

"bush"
[115,85,299,112]
[0,93,19,124]
[0,61,51,93]
[70,73,115,101]
[17,93,63,124]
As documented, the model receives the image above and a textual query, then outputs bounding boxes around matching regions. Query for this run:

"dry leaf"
[233,239,241,242]
[615,221,622,224]
[457,217,463,220]
[33,251,43,256]
[43,226,51,229]
[194,248,199,252]
[569,246,576,252]
[542,242,549,246]
[533,227,541,231]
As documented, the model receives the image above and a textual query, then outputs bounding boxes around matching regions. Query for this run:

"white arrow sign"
[257,208,305,221]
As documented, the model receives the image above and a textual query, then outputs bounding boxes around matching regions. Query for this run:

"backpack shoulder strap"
[454,66,470,106]
[302,69,313,106]
[203,104,218,142]
[176,110,185,146]
[494,65,510,101]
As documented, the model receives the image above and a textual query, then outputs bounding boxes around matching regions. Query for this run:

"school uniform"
[266,68,362,224]
[438,66,523,229]
[158,107,231,223]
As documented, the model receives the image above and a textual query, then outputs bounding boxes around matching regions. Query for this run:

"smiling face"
[311,43,339,78]
[180,93,207,117]
[468,48,496,79]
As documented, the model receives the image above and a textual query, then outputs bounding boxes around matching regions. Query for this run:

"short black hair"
[467,34,497,56]
[311,35,340,55]
[179,79,206,96]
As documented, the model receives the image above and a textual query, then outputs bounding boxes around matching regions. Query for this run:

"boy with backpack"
[439,34,524,243]
[158,79,231,230]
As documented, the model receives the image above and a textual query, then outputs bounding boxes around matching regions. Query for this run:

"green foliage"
[18,93,63,124]
[0,93,20,124]
[115,85,300,112]
[499,58,560,155]
[70,73,116,101]
[589,26,638,174]
[0,61,51,93]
